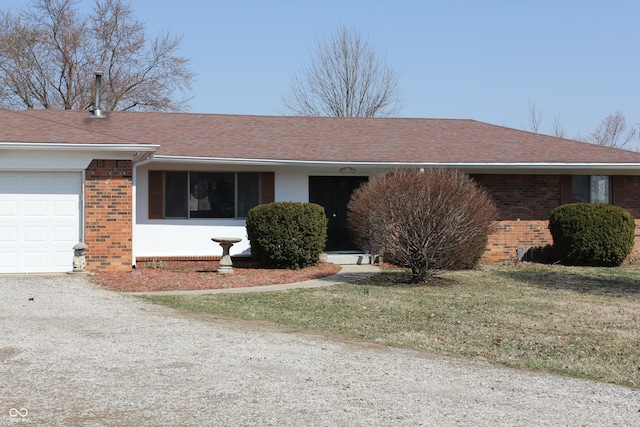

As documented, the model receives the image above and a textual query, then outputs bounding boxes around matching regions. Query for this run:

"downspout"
[131,154,155,269]
[81,169,86,243]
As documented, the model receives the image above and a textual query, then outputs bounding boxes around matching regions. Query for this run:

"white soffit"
[0,143,159,169]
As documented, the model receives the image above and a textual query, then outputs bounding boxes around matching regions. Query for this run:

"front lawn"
[141,263,640,389]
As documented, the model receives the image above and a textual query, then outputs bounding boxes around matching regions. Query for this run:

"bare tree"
[284,24,403,117]
[526,101,542,133]
[551,115,567,138]
[588,111,638,149]
[0,0,193,111]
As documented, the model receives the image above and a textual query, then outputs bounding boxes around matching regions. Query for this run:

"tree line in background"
[526,102,639,150]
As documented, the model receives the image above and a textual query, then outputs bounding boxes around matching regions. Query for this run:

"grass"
[141,263,640,389]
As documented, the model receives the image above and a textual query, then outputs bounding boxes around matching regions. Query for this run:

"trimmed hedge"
[548,203,635,267]
[246,202,327,269]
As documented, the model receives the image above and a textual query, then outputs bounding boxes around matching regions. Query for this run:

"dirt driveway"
[1,274,639,426]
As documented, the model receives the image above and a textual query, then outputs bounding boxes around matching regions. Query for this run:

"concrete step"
[324,253,372,265]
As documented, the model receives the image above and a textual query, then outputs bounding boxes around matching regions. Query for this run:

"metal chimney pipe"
[92,70,103,117]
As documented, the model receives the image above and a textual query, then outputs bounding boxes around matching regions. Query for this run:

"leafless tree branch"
[526,101,542,133]
[0,0,193,111]
[551,115,567,138]
[284,24,403,117]
[588,111,638,149]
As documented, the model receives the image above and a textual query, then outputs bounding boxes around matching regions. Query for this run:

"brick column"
[84,160,133,271]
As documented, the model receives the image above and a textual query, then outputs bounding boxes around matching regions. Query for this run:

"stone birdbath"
[212,237,242,274]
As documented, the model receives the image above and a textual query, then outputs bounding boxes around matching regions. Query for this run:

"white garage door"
[0,172,82,273]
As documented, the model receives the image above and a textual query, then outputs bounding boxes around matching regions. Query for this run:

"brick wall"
[471,174,560,220]
[477,174,640,263]
[484,220,553,262]
[619,177,640,263]
[619,176,640,218]
[633,220,640,262]
[85,160,133,272]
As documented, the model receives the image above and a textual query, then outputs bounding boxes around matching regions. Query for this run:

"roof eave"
[150,155,640,172]
[0,142,160,162]
[0,142,159,151]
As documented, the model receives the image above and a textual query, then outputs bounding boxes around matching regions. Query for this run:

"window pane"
[237,172,260,217]
[165,171,188,218]
[572,175,611,204]
[572,175,590,203]
[590,175,610,203]
[190,172,235,218]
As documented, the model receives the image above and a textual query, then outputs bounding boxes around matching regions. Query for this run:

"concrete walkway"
[128,263,380,296]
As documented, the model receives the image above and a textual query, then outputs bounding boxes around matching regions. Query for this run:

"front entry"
[309,176,368,252]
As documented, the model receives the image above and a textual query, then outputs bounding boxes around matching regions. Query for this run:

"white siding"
[134,166,312,259]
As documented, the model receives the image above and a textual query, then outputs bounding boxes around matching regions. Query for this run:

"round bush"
[246,202,327,269]
[347,168,498,282]
[548,203,635,267]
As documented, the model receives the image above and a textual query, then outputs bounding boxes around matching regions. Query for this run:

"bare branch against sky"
[284,24,403,117]
[588,111,638,149]
[552,116,567,138]
[0,0,194,111]
[526,101,542,133]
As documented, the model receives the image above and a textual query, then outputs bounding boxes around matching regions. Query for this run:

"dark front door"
[309,176,368,251]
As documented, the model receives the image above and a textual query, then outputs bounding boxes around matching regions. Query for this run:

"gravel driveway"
[2,274,639,426]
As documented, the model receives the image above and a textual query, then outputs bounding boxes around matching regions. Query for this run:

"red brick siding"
[484,220,552,262]
[633,220,640,262]
[476,174,640,263]
[618,177,640,262]
[85,160,133,272]
[471,174,560,220]
[619,176,640,218]
[484,219,640,264]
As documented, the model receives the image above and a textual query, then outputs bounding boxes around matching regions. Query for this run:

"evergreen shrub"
[548,203,635,267]
[246,202,327,269]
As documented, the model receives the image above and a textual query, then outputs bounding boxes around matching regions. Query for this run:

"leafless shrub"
[347,169,498,282]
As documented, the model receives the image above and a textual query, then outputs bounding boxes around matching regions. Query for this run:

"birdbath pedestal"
[212,237,242,274]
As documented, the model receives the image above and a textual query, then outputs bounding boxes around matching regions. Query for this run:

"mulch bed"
[92,262,342,293]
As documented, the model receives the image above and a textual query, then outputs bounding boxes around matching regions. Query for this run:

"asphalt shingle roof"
[2,108,640,164]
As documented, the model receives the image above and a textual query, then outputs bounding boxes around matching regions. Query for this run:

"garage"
[0,172,82,273]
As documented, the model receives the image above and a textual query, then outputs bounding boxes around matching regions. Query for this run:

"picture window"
[162,171,260,218]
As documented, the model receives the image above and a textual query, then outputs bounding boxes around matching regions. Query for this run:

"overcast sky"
[7,0,640,149]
